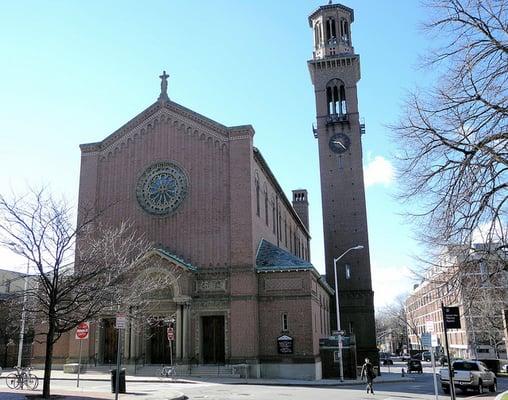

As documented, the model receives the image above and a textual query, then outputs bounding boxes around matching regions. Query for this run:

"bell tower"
[308,3,377,364]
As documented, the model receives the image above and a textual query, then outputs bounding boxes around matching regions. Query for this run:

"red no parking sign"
[75,322,90,340]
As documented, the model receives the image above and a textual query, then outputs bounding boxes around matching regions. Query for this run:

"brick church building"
[33,1,376,379]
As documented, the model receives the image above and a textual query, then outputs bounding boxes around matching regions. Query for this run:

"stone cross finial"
[158,70,170,101]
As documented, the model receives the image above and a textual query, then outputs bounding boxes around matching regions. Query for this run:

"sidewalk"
[3,367,414,386]
[0,368,412,400]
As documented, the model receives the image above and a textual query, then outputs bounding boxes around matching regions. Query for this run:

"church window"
[264,189,268,225]
[340,84,347,114]
[342,20,350,43]
[282,313,289,331]
[272,200,276,234]
[284,219,287,247]
[326,79,347,117]
[320,297,324,333]
[278,212,282,240]
[255,179,260,217]
[314,22,322,47]
[325,17,336,42]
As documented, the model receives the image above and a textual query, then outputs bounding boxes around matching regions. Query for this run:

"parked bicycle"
[158,365,176,380]
[6,366,39,390]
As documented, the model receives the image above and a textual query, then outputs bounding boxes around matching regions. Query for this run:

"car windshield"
[453,362,479,371]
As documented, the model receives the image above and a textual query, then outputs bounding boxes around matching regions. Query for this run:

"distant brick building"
[405,245,508,360]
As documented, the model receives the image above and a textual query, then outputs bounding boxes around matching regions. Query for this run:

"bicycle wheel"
[26,374,39,390]
[6,373,20,389]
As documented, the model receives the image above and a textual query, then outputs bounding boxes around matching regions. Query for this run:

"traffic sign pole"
[77,339,82,388]
[430,348,438,400]
[442,303,457,400]
[75,322,89,388]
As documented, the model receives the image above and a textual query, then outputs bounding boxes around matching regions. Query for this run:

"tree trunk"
[42,316,56,399]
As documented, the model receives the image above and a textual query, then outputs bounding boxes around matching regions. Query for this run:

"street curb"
[224,378,415,387]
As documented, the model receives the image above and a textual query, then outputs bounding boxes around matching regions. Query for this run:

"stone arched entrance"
[97,249,195,366]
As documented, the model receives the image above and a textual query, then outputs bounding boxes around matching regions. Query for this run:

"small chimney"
[292,189,309,230]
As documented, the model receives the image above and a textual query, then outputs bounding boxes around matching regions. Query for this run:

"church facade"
[33,1,377,379]
[36,69,332,378]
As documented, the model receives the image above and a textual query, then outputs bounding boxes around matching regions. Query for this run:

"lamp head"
[352,245,364,250]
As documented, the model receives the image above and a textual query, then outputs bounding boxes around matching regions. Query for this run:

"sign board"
[167,326,175,341]
[319,337,339,348]
[431,334,439,347]
[332,330,345,336]
[421,332,432,348]
[116,313,127,329]
[277,335,294,354]
[75,321,89,340]
[333,350,342,362]
[426,320,434,333]
[443,306,461,329]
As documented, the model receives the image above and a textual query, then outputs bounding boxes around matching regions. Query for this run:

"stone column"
[176,305,182,359]
[182,304,189,360]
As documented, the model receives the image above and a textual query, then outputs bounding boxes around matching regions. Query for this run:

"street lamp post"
[334,245,364,382]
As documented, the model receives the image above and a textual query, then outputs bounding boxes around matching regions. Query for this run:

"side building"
[0,269,34,367]
[405,244,508,360]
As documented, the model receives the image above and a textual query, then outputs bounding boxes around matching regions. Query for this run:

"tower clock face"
[329,133,351,154]
[136,162,188,216]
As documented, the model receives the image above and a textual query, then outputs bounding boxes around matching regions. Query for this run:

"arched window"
[325,17,336,42]
[264,188,268,225]
[326,79,347,116]
[272,199,276,234]
[314,23,321,47]
[255,178,260,217]
[340,84,347,114]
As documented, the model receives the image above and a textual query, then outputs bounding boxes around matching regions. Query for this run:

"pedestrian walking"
[360,358,376,394]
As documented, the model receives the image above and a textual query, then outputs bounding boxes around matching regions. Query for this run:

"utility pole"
[17,261,30,368]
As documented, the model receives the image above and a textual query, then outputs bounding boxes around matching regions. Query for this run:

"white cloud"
[364,156,394,188]
[472,220,505,244]
[372,263,414,308]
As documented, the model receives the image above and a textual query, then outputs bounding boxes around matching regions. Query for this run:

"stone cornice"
[308,3,354,26]
[79,99,254,158]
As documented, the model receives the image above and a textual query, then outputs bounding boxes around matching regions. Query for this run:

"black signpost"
[277,335,294,354]
[442,304,461,400]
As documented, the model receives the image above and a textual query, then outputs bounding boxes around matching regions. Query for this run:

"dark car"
[422,351,432,362]
[379,352,394,365]
[407,359,423,374]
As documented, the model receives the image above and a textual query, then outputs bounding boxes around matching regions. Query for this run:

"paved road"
[0,363,506,400]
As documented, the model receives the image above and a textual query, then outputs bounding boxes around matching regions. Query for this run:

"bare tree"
[392,0,507,273]
[380,295,421,352]
[0,188,174,398]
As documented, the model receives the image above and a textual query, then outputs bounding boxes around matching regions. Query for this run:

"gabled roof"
[256,239,313,271]
[79,98,253,154]
[255,239,334,295]
[142,245,197,272]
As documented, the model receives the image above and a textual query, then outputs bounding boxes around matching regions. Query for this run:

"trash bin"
[110,368,126,393]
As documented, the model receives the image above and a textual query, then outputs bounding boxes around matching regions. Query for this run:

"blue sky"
[0,1,433,307]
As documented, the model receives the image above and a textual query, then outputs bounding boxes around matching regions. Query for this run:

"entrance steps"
[132,364,241,378]
[189,365,240,378]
